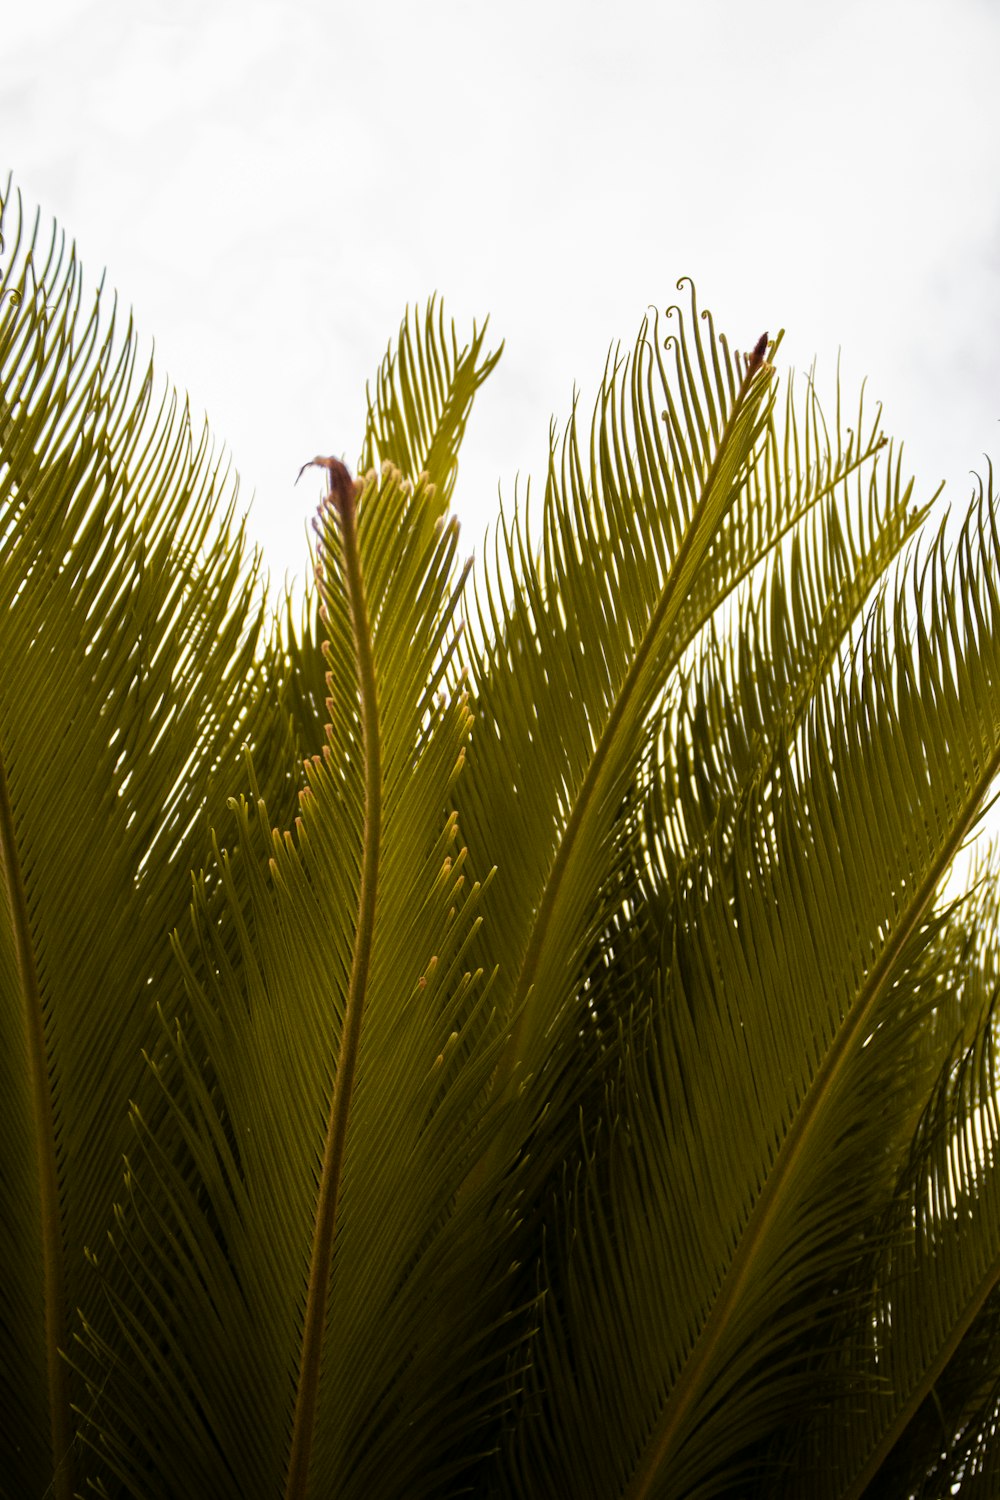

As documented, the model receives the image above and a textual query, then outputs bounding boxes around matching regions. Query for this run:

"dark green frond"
[781,865,1000,1499]
[496,493,1000,1499]
[454,287,927,1221]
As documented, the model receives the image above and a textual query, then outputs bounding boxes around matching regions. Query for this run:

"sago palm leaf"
[78,458,517,1498]
[581,425,927,1081]
[789,973,1000,1498]
[496,496,1000,1498]
[359,293,501,505]
[0,186,291,1500]
[645,434,927,878]
[455,295,773,1168]
[265,297,502,769]
[452,287,919,1217]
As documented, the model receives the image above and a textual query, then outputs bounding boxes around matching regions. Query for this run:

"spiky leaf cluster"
[2,182,1000,1500]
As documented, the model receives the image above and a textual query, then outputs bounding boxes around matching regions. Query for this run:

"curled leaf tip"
[295,455,358,513]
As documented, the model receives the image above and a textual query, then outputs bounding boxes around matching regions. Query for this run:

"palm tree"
[3,181,1000,1500]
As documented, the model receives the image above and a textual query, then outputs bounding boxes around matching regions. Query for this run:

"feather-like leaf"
[79,461,518,1498]
[0,185,275,1500]
[497,495,1000,1499]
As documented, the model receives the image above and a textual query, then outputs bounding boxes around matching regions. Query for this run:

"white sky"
[5,0,1000,600]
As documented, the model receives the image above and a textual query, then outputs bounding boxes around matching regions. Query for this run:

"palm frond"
[359,294,501,506]
[646,431,924,878]
[0,185,275,1500]
[495,493,1000,1499]
[579,427,925,1088]
[778,858,1000,1499]
[265,298,502,770]
[458,298,774,1141]
[78,459,518,1499]
[454,288,922,1210]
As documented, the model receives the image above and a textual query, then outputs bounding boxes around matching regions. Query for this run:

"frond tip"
[295,454,360,515]
[747,328,770,376]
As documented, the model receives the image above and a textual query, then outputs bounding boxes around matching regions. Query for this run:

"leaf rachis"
[285,456,378,1500]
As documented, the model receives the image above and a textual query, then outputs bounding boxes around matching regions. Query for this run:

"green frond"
[78,461,519,1499]
[577,426,927,1080]
[463,294,771,1096]
[646,430,923,878]
[0,187,274,1500]
[359,294,502,506]
[263,298,502,769]
[494,492,1000,1499]
[454,286,924,1202]
[777,865,1000,1499]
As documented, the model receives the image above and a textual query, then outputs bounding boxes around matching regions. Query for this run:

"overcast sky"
[5,0,1000,599]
